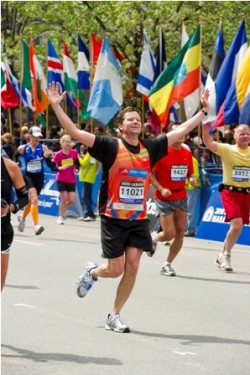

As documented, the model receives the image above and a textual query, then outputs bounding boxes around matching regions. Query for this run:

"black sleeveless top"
[1,157,12,224]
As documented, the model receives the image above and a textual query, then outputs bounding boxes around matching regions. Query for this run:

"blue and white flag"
[77,35,90,90]
[3,60,32,109]
[136,30,156,96]
[87,37,122,125]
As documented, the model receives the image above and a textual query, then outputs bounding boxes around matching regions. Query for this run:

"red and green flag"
[149,25,201,125]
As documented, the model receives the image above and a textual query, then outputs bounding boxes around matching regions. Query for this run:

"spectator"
[185,155,201,237]
[78,145,99,221]
[1,133,16,159]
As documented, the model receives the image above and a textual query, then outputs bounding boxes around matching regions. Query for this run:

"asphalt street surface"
[1,213,250,375]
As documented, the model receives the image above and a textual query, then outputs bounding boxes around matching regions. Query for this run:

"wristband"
[201,108,208,116]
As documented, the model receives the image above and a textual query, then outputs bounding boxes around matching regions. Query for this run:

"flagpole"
[90,32,94,134]
[45,32,49,139]
[197,16,202,148]
[8,109,12,135]
[62,33,68,116]
[216,16,223,143]
[77,30,80,128]
[19,34,23,129]
[179,18,185,124]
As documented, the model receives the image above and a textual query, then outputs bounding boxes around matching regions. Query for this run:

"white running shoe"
[56,216,64,225]
[76,262,98,298]
[220,254,233,272]
[161,262,176,276]
[105,314,130,333]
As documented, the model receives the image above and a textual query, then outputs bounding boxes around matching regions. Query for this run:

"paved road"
[2,214,250,375]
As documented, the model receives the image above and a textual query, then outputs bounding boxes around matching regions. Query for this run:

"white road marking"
[13,303,38,309]
[173,351,197,356]
[14,239,42,246]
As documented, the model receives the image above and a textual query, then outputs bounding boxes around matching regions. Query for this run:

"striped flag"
[149,25,201,125]
[214,45,250,127]
[181,22,201,119]
[1,63,20,110]
[136,30,156,96]
[77,35,90,90]
[215,20,247,114]
[204,20,225,124]
[29,39,48,113]
[87,38,122,125]
[3,60,32,109]
[47,39,64,92]
[47,39,76,109]
[63,41,88,118]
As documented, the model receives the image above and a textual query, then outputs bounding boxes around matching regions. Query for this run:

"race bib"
[171,164,188,181]
[27,160,42,173]
[232,166,250,182]
[61,158,74,167]
[119,181,144,204]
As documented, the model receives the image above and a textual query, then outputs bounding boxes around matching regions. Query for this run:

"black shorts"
[57,181,76,192]
[1,222,14,253]
[24,173,44,195]
[100,216,153,259]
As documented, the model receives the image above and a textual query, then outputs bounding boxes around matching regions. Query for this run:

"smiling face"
[234,125,250,149]
[116,107,142,139]
[118,111,142,136]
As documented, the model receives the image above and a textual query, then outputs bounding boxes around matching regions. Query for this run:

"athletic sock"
[30,205,39,225]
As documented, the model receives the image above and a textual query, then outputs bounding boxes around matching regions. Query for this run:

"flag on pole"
[181,22,201,119]
[63,40,88,118]
[204,20,225,123]
[136,30,156,96]
[29,39,48,113]
[1,63,20,110]
[47,39,64,92]
[87,38,122,125]
[91,33,103,66]
[77,35,90,90]
[22,39,32,90]
[149,25,201,125]
[154,28,167,81]
[214,45,250,127]
[47,39,77,109]
[3,60,32,109]
[215,20,247,114]
[63,40,78,105]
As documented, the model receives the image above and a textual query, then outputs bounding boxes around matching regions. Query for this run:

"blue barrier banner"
[38,173,61,216]
[196,190,250,246]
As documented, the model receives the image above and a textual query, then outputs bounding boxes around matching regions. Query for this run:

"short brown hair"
[115,107,141,127]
